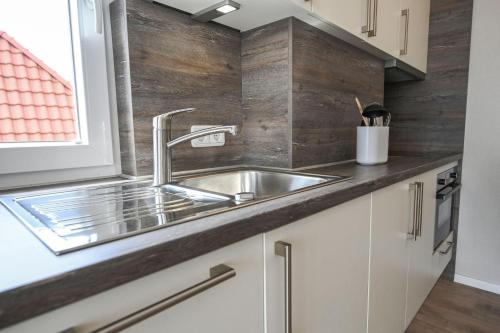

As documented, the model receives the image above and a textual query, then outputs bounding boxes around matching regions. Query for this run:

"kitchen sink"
[177,168,347,201]
[1,168,348,255]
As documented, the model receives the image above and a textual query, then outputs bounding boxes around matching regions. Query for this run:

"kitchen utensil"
[355,97,369,126]
[383,113,391,126]
[362,103,389,126]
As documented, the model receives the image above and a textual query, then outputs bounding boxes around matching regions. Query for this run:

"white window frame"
[0,0,121,189]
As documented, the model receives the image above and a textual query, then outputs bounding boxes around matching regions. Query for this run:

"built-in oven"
[434,166,461,250]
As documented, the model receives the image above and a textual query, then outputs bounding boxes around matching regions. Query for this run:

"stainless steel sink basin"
[177,168,347,201]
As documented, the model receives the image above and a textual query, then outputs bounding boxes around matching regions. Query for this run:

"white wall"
[455,0,500,293]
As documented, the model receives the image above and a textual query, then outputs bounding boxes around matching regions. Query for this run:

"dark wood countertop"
[0,153,461,328]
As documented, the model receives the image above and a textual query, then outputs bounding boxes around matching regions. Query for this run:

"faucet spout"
[167,125,238,148]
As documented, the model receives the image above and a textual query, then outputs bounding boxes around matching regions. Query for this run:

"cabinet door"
[369,181,412,333]
[312,0,366,39]
[405,170,437,328]
[265,196,371,333]
[4,236,265,333]
[363,0,401,57]
[398,0,431,72]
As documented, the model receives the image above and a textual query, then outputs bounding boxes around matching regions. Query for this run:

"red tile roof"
[0,31,76,142]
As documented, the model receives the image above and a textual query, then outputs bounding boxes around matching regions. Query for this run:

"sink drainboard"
[1,181,231,254]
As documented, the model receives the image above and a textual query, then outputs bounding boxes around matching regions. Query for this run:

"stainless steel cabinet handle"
[436,184,461,200]
[400,9,410,55]
[417,182,424,237]
[362,0,371,34]
[408,182,424,241]
[362,0,378,37]
[275,241,292,333]
[60,264,236,333]
[409,183,418,241]
[440,242,454,255]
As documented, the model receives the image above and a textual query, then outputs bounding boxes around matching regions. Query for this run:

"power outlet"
[190,125,225,147]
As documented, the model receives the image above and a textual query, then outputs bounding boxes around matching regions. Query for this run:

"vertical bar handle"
[371,0,378,37]
[417,182,424,237]
[400,9,410,55]
[275,241,292,333]
[409,183,418,241]
[362,0,378,37]
[362,0,372,34]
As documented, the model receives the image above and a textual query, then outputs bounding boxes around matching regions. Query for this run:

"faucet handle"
[153,108,196,130]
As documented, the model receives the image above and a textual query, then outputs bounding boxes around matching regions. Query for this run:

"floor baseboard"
[454,274,500,295]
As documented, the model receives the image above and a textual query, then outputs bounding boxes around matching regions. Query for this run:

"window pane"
[0,0,81,143]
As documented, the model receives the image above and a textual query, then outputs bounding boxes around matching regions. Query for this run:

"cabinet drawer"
[432,231,454,281]
[3,236,265,333]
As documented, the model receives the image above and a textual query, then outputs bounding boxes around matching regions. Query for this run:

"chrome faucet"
[152,108,238,186]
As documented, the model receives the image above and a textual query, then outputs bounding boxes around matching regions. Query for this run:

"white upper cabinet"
[265,196,371,333]
[311,0,366,39]
[306,0,430,73]
[290,0,312,11]
[398,0,431,72]
[366,0,401,57]
[312,0,401,58]
[159,0,431,73]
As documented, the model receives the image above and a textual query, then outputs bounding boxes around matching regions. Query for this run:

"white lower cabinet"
[369,180,412,333]
[404,170,437,328]
[265,195,371,333]
[3,236,265,333]
[369,167,449,332]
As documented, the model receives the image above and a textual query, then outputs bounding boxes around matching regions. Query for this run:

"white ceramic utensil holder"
[356,126,389,165]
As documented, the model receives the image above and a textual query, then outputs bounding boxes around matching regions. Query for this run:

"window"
[0,0,119,188]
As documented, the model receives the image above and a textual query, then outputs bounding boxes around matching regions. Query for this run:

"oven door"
[434,184,461,250]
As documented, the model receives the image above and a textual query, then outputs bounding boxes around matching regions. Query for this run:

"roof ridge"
[0,31,73,89]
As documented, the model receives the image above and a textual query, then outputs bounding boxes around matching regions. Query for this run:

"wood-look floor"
[407,264,500,333]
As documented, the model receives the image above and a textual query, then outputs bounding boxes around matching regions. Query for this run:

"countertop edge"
[0,154,462,328]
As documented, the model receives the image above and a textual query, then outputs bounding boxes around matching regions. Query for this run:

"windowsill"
[0,141,84,149]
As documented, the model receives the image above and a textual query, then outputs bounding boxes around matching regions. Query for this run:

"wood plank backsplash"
[241,19,292,168]
[291,19,384,167]
[384,0,473,155]
[112,2,385,175]
[111,0,243,176]
[241,18,384,168]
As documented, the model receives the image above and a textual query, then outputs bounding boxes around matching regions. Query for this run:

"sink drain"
[234,192,255,202]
